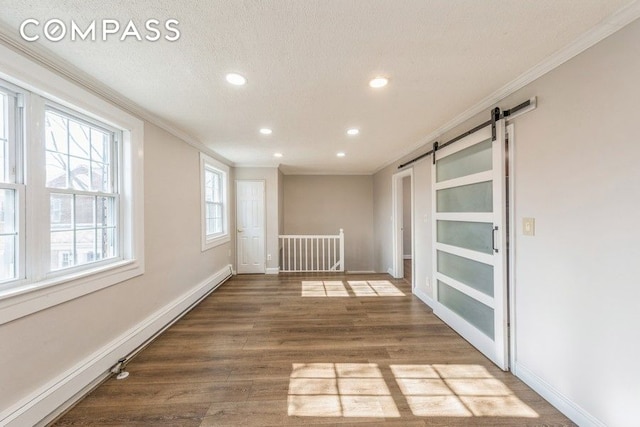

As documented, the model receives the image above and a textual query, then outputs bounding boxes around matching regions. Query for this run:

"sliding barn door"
[431,121,508,370]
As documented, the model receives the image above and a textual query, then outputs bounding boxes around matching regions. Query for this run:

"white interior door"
[236,180,265,274]
[431,121,509,370]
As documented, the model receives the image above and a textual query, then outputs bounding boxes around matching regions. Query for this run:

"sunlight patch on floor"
[288,363,400,418]
[300,280,405,297]
[347,280,405,296]
[300,281,349,297]
[288,363,538,419]
[391,364,539,418]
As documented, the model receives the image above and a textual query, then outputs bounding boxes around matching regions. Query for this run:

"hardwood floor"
[404,258,412,284]
[53,273,574,426]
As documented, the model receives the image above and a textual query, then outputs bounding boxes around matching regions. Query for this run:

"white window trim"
[200,152,230,251]
[0,42,144,325]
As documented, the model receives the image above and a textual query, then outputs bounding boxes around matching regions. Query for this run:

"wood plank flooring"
[53,273,574,426]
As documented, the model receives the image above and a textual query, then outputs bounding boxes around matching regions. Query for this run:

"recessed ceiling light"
[347,128,359,136]
[274,152,283,158]
[369,76,389,88]
[226,73,247,86]
[337,152,346,158]
[260,128,272,135]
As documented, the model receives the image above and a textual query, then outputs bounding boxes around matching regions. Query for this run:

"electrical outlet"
[267,254,272,261]
[523,218,535,236]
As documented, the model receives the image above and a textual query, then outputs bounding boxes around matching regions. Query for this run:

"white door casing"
[392,168,414,284]
[236,180,266,274]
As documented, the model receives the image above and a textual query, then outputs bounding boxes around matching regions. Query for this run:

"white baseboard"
[0,264,233,427]
[514,362,604,427]
[265,267,280,275]
[403,255,412,260]
[346,270,376,274]
[413,287,435,309]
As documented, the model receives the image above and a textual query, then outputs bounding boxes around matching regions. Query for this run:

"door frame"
[391,168,414,287]
[235,179,267,274]
[506,123,517,372]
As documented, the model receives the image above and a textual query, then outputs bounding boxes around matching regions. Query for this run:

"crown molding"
[0,22,234,167]
[373,0,640,174]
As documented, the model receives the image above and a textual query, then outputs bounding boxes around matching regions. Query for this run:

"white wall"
[234,167,281,271]
[373,18,640,426]
[283,175,374,272]
[0,121,234,421]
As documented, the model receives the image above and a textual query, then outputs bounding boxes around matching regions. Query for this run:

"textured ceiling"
[0,0,634,173]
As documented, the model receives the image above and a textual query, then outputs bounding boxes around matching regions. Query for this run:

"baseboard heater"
[110,266,233,377]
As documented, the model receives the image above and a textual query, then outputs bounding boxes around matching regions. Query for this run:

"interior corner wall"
[373,18,640,426]
[0,121,234,417]
[283,175,374,272]
[234,167,280,270]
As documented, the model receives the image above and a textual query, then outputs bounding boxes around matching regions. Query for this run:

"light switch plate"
[523,218,535,236]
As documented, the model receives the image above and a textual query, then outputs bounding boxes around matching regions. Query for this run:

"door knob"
[237,228,243,233]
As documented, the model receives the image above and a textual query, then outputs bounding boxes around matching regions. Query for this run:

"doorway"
[392,169,414,287]
[236,180,266,274]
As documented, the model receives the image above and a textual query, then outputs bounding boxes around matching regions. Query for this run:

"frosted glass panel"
[437,220,493,254]
[438,280,494,339]
[438,251,493,296]
[436,139,492,182]
[437,181,492,213]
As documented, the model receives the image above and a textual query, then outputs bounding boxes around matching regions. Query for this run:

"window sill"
[202,233,230,252]
[0,259,144,325]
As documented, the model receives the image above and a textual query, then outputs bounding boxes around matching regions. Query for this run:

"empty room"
[0,1,639,426]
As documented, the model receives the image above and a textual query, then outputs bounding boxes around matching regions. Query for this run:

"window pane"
[212,172,221,203]
[438,250,494,297]
[0,235,16,282]
[438,280,494,339]
[46,110,115,193]
[96,227,116,260]
[91,129,109,163]
[69,120,91,159]
[0,92,6,140]
[51,231,74,270]
[76,229,96,265]
[46,151,68,188]
[75,195,95,228]
[437,181,493,213]
[91,161,110,192]
[437,220,493,254]
[0,93,7,183]
[436,139,492,182]
[97,196,116,227]
[0,189,16,233]
[50,193,73,230]
[45,111,68,154]
[0,188,16,282]
[69,156,90,191]
[205,170,214,202]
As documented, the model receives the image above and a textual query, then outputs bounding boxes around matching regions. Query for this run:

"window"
[0,43,144,325]
[0,85,23,284]
[201,153,229,250]
[45,107,118,271]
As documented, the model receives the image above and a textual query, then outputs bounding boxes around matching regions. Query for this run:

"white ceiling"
[0,0,635,174]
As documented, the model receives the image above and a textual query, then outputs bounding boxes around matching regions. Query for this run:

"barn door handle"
[492,226,499,253]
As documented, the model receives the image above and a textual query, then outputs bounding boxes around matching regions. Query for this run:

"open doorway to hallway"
[392,168,414,287]
[402,176,412,284]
